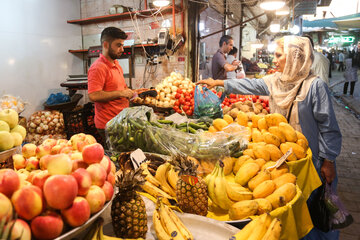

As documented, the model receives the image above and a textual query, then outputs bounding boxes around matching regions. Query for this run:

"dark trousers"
[338,62,345,71]
[343,82,356,95]
[329,62,332,78]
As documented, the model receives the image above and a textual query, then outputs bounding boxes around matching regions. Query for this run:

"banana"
[164,204,193,240]
[262,218,282,240]
[91,218,103,240]
[140,163,162,187]
[247,213,272,240]
[140,181,176,205]
[230,215,262,240]
[213,164,235,210]
[167,166,179,190]
[226,182,253,202]
[158,201,185,240]
[155,162,176,197]
[153,209,172,240]
[206,164,219,205]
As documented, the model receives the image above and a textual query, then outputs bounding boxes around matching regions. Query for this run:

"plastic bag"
[324,183,354,230]
[0,95,27,113]
[46,93,70,105]
[106,106,248,163]
[194,85,225,119]
[307,184,331,232]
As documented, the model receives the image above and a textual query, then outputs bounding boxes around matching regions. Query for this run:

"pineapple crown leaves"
[0,213,20,240]
[168,152,199,177]
[114,167,147,193]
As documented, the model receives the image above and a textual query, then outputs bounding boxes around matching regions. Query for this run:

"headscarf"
[263,36,317,131]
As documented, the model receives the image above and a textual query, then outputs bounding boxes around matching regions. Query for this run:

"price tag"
[266,148,293,170]
[130,149,147,170]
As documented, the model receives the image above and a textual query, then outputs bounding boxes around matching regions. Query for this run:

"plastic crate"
[62,103,103,144]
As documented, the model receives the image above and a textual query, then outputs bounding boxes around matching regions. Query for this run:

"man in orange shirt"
[88,27,134,143]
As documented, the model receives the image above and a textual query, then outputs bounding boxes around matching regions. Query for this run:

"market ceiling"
[206,0,332,35]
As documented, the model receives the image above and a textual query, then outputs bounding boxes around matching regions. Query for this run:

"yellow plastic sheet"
[207,185,313,240]
[287,148,322,200]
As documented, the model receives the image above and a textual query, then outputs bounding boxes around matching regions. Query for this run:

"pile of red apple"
[0,133,115,240]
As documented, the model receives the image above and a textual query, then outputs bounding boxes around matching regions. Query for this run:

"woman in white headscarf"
[198,36,341,240]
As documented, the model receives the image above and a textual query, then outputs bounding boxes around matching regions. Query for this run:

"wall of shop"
[79,0,186,88]
[0,0,83,118]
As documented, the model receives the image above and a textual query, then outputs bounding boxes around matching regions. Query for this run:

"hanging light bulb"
[270,19,281,33]
[260,0,285,11]
[276,5,290,15]
[153,0,170,7]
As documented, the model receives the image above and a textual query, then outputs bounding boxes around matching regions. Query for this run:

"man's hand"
[120,89,135,99]
[232,60,240,66]
[321,159,336,184]
[196,79,223,89]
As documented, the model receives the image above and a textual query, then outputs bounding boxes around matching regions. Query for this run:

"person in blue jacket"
[198,36,342,240]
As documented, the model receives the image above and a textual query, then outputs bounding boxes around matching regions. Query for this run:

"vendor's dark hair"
[303,35,314,48]
[219,35,233,47]
[229,46,238,55]
[101,27,127,44]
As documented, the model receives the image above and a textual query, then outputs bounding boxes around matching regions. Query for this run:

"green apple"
[0,120,10,132]
[0,131,15,151]
[0,109,18,129]
[11,125,26,140]
[11,132,23,146]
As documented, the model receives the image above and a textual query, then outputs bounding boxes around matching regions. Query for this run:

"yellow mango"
[268,126,286,143]
[265,113,287,127]
[237,111,248,126]
[252,114,261,128]
[247,122,253,128]
[226,182,253,202]
[223,114,234,124]
[253,145,271,161]
[212,118,229,131]
[297,139,308,151]
[254,198,273,214]
[245,127,252,141]
[233,155,253,174]
[248,170,271,191]
[286,142,306,159]
[254,158,266,168]
[273,173,297,189]
[208,126,217,133]
[295,130,309,146]
[270,164,289,179]
[263,132,281,147]
[261,161,276,171]
[280,143,298,161]
[258,118,268,130]
[265,144,283,161]
[235,162,260,186]
[243,149,256,159]
[278,122,298,142]
[253,180,276,199]
[223,157,236,175]
[252,128,264,143]
[266,183,296,209]
[229,200,259,220]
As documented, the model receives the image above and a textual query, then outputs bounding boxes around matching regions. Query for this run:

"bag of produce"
[194,85,224,119]
[106,106,248,162]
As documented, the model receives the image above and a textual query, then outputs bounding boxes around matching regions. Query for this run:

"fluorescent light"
[153,0,170,7]
[270,20,280,33]
[276,5,289,15]
[260,0,285,11]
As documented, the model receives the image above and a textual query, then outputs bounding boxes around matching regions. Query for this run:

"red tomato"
[177,88,183,94]
[190,99,195,105]
[229,93,236,99]
[186,110,193,116]
[230,99,237,104]
[175,93,181,99]
[176,109,182,114]
[262,103,266,108]
[217,92,222,98]
[173,106,179,112]
[179,98,186,105]
[183,105,190,111]
[256,99,261,103]
[221,104,224,108]
[184,101,191,106]
[185,96,191,102]
[212,89,217,94]
[174,101,180,106]
[184,92,190,97]
[265,107,270,112]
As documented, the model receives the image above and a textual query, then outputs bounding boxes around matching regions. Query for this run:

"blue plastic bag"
[194,85,225,119]
[46,93,70,105]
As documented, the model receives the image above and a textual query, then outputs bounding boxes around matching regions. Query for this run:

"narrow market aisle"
[332,96,360,240]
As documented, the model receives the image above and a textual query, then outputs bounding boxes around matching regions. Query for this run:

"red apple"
[26,169,40,183]
[50,144,65,155]
[46,153,72,175]
[43,175,78,210]
[6,219,31,240]
[86,163,107,187]
[0,192,13,221]
[61,197,90,227]
[11,185,43,220]
[22,143,37,159]
[100,155,112,174]
[102,181,114,201]
[60,146,73,154]
[12,154,26,170]
[72,168,92,196]
[85,185,106,214]
[72,159,88,171]
[32,170,50,190]
[69,133,96,151]
[69,151,83,161]
[35,144,51,159]
[0,169,20,198]
[42,139,57,148]
[31,211,63,240]
[25,157,39,171]
[56,139,68,146]
[107,172,115,186]
[82,143,104,164]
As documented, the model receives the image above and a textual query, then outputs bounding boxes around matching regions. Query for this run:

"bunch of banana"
[83,217,145,240]
[155,162,177,196]
[153,200,193,240]
[206,161,235,211]
[229,214,281,240]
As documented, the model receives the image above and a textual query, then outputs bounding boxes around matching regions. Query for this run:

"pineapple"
[169,154,208,216]
[111,168,148,239]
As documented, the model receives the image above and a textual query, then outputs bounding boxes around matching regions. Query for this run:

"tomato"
[177,88,183,94]
[212,89,217,94]
[184,92,190,97]
[184,101,190,106]
[185,96,191,102]
[229,93,236,99]
[186,110,193,116]
[175,93,181,99]
[176,109,182,114]
[190,99,195,105]
[183,105,190,111]
[173,106,179,112]
[217,92,222,98]
[265,107,270,112]
[230,99,237,104]
[262,103,266,108]
[256,99,262,103]
[174,101,180,106]
[221,104,224,108]
[179,98,186,105]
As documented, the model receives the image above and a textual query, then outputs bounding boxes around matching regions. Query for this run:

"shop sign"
[328,36,355,44]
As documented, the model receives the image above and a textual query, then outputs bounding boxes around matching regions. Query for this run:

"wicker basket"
[0,146,21,169]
